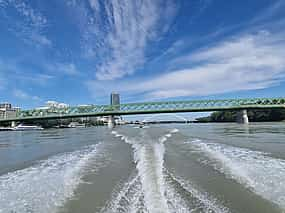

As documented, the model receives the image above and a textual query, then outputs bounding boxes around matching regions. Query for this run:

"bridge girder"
[1,98,285,123]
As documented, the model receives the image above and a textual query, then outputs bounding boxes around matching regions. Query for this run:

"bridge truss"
[1,98,285,122]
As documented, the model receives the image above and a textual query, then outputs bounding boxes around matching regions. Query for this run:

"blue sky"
[1,0,285,109]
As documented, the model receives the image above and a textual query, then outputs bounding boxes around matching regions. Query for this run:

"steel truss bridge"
[1,97,285,123]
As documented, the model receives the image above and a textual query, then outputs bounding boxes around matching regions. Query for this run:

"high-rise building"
[110,92,120,105]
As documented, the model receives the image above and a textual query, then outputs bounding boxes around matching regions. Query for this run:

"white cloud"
[87,31,285,99]
[141,32,285,98]
[0,58,54,86]
[46,63,80,76]
[12,0,47,28]
[0,0,51,47]
[13,89,41,101]
[29,33,52,47]
[250,0,285,25]
[18,73,54,86]
[56,63,79,76]
[79,0,178,80]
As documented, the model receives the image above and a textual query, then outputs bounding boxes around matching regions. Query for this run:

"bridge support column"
[11,121,16,128]
[108,92,120,128]
[108,115,115,128]
[237,109,249,124]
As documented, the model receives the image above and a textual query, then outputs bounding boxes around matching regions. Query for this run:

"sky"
[1,0,285,109]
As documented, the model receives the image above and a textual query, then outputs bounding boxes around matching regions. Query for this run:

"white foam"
[115,131,169,213]
[112,128,201,213]
[111,130,123,138]
[190,140,285,209]
[165,133,172,138]
[101,175,145,213]
[158,128,179,143]
[159,136,167,143]
[165,170,229,213]
[170,128,179,133]
[0,144,100,213]
[132,141,169,213]
[108,129,229,212]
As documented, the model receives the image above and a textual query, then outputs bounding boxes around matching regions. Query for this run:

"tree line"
[196,109,285,122]
[23,117,105,128]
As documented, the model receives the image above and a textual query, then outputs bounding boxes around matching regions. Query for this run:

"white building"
[0,103,20,119]
[46,101,69,108]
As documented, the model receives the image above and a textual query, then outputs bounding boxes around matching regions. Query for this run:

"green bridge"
[1,96,285,126]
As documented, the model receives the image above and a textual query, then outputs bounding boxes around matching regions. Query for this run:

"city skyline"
[1,0,285,109]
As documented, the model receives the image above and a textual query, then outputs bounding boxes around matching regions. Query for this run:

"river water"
[0,123,285,213]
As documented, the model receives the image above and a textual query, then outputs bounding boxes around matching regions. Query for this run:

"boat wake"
[0,143,103,213]
[188,140,285,209]
[106,129,229,213]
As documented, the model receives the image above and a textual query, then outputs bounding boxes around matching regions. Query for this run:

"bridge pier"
[11,121,16,128]
[107,92,120,128]
[108,115,115,128]
[237,109,249,124]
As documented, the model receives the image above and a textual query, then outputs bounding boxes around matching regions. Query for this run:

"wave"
[0,144,101,213]
[111,129,174,213]
[170,128,179,133]
[100,174,145,213]
[164,170,229,213]
[188,140,285,209]
[101,167,229,213]
[108,129,228,213]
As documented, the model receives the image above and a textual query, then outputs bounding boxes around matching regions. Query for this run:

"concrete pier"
[11,121,16,128]
[108,115,115,128]
[108,92,120,128]
[237,109,249,124]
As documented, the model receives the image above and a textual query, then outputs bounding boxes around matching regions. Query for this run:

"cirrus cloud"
[13,89,41,101]
[87,30,285,99]
[78,0,178,80]
[0,0,51,47]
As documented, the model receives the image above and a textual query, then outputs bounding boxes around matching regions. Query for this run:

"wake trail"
[109,128,228,213]
[188,140,285,209]
[0,143,104,213]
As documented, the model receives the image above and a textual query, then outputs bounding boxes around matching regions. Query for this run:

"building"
[0,103,20,119]
[110,92,120,105]
[35,101,69,111]
[46,101,69,108]
[0,103,12,109]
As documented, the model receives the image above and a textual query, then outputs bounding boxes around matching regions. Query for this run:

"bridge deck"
[1,98,285,122]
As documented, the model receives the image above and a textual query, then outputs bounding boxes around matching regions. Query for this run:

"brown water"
[0,123,285,213]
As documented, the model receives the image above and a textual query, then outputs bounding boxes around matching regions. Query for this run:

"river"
[0,123,285,213]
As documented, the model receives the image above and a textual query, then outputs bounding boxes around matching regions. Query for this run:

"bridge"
[1,94,285,127]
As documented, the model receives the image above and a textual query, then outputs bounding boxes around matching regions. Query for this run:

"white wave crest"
[113,130,172,213]
[165,170,229,213]
[190,140,285,209]
[132,141,169,213]
[0,144,100,213]
[101,174,145,213]
[110,129,229,213]
[170,128,179,133]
